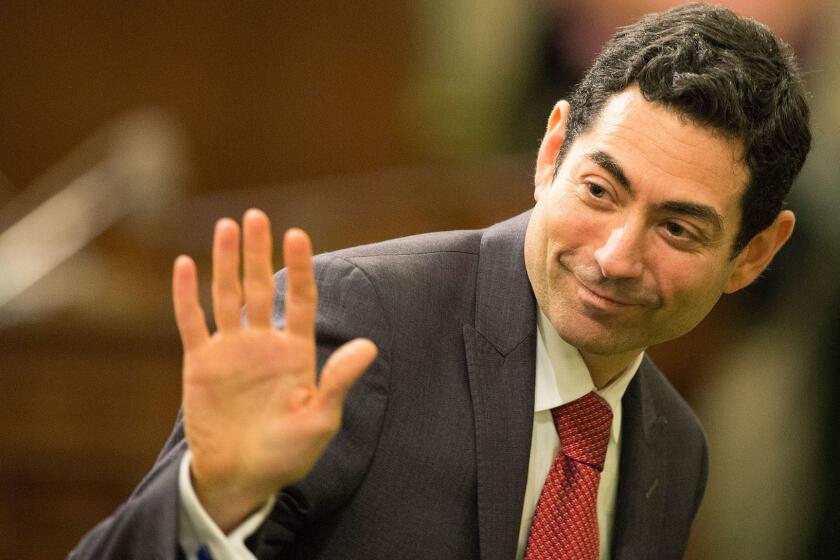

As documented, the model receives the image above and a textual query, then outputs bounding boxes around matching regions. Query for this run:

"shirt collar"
[534,310,643,443]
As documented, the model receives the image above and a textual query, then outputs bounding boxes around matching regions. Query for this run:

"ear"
[724,210,795,293]
[534,100,570,201]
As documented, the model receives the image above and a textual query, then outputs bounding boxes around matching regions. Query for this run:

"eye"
[665,221,686,237]
[586,182,608,199]
[581,180,616,209]
[663,221,701,245]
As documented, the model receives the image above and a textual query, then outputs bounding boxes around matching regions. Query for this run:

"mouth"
[555,253,654,309]
[574,276,641,308]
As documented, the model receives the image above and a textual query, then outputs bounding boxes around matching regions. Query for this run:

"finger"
[242,209,275,329]
[172,255,210,351]
[212,218,243,332]
[283,228,317,339]
[318,339,378,409]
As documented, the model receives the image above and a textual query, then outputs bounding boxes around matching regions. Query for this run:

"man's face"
[525,87,749,362]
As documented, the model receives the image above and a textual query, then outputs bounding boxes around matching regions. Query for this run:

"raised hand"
[171,209,377,532]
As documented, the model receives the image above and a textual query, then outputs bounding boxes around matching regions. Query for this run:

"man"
[71,3,811,559]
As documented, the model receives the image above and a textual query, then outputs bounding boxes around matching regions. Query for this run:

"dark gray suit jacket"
[71,211,708,559]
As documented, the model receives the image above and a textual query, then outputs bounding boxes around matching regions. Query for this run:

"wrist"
[190,463,278,533]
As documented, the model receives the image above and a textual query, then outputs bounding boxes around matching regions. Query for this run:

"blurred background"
[0,1,837,558]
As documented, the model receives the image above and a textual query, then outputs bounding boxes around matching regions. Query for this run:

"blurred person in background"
[70,4,813,560]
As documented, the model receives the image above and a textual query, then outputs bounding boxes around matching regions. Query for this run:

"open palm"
[171,210,377,531]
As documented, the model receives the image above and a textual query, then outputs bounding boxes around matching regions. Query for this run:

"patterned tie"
[524,391,613,560]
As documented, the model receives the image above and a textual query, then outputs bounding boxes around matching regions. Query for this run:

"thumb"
[318,338,378,409]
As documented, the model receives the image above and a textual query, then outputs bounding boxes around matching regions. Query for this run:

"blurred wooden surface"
[0,2,415,197]
[0,324,182,558]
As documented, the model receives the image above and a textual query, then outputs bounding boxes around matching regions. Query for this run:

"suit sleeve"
[68,412,187,559]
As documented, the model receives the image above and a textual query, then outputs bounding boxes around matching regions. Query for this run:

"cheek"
[653,255,728,311]
[542,193,601,247]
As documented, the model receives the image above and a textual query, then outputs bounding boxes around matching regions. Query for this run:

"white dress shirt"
[178,311,643,559]
[515,311,642,560]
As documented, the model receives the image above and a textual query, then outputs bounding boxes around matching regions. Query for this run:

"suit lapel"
[464,212,537,560]
[611,358,668,560]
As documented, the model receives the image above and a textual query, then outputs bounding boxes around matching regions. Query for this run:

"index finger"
[282,228,317,339]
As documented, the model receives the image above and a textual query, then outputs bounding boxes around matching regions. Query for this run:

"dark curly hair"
[557,3,811,254]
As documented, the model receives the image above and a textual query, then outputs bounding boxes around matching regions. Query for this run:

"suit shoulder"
[305,228,485,337]
[327,228,483,260]
[312,228,484,292]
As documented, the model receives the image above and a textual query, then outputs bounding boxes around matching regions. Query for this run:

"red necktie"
[524,391,613,560]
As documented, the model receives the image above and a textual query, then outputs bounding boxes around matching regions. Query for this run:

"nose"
[593,225,645,280]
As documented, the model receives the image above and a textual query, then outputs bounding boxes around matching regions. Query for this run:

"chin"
[550,311,643,356]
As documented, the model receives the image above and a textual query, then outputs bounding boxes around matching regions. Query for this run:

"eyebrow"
[585,148,725,236]
[587,149,632,193]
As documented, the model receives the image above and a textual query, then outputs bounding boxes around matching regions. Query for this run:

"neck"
[579,349,642,389]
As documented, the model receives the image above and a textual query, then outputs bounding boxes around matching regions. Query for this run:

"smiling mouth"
[574,277,640,307]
